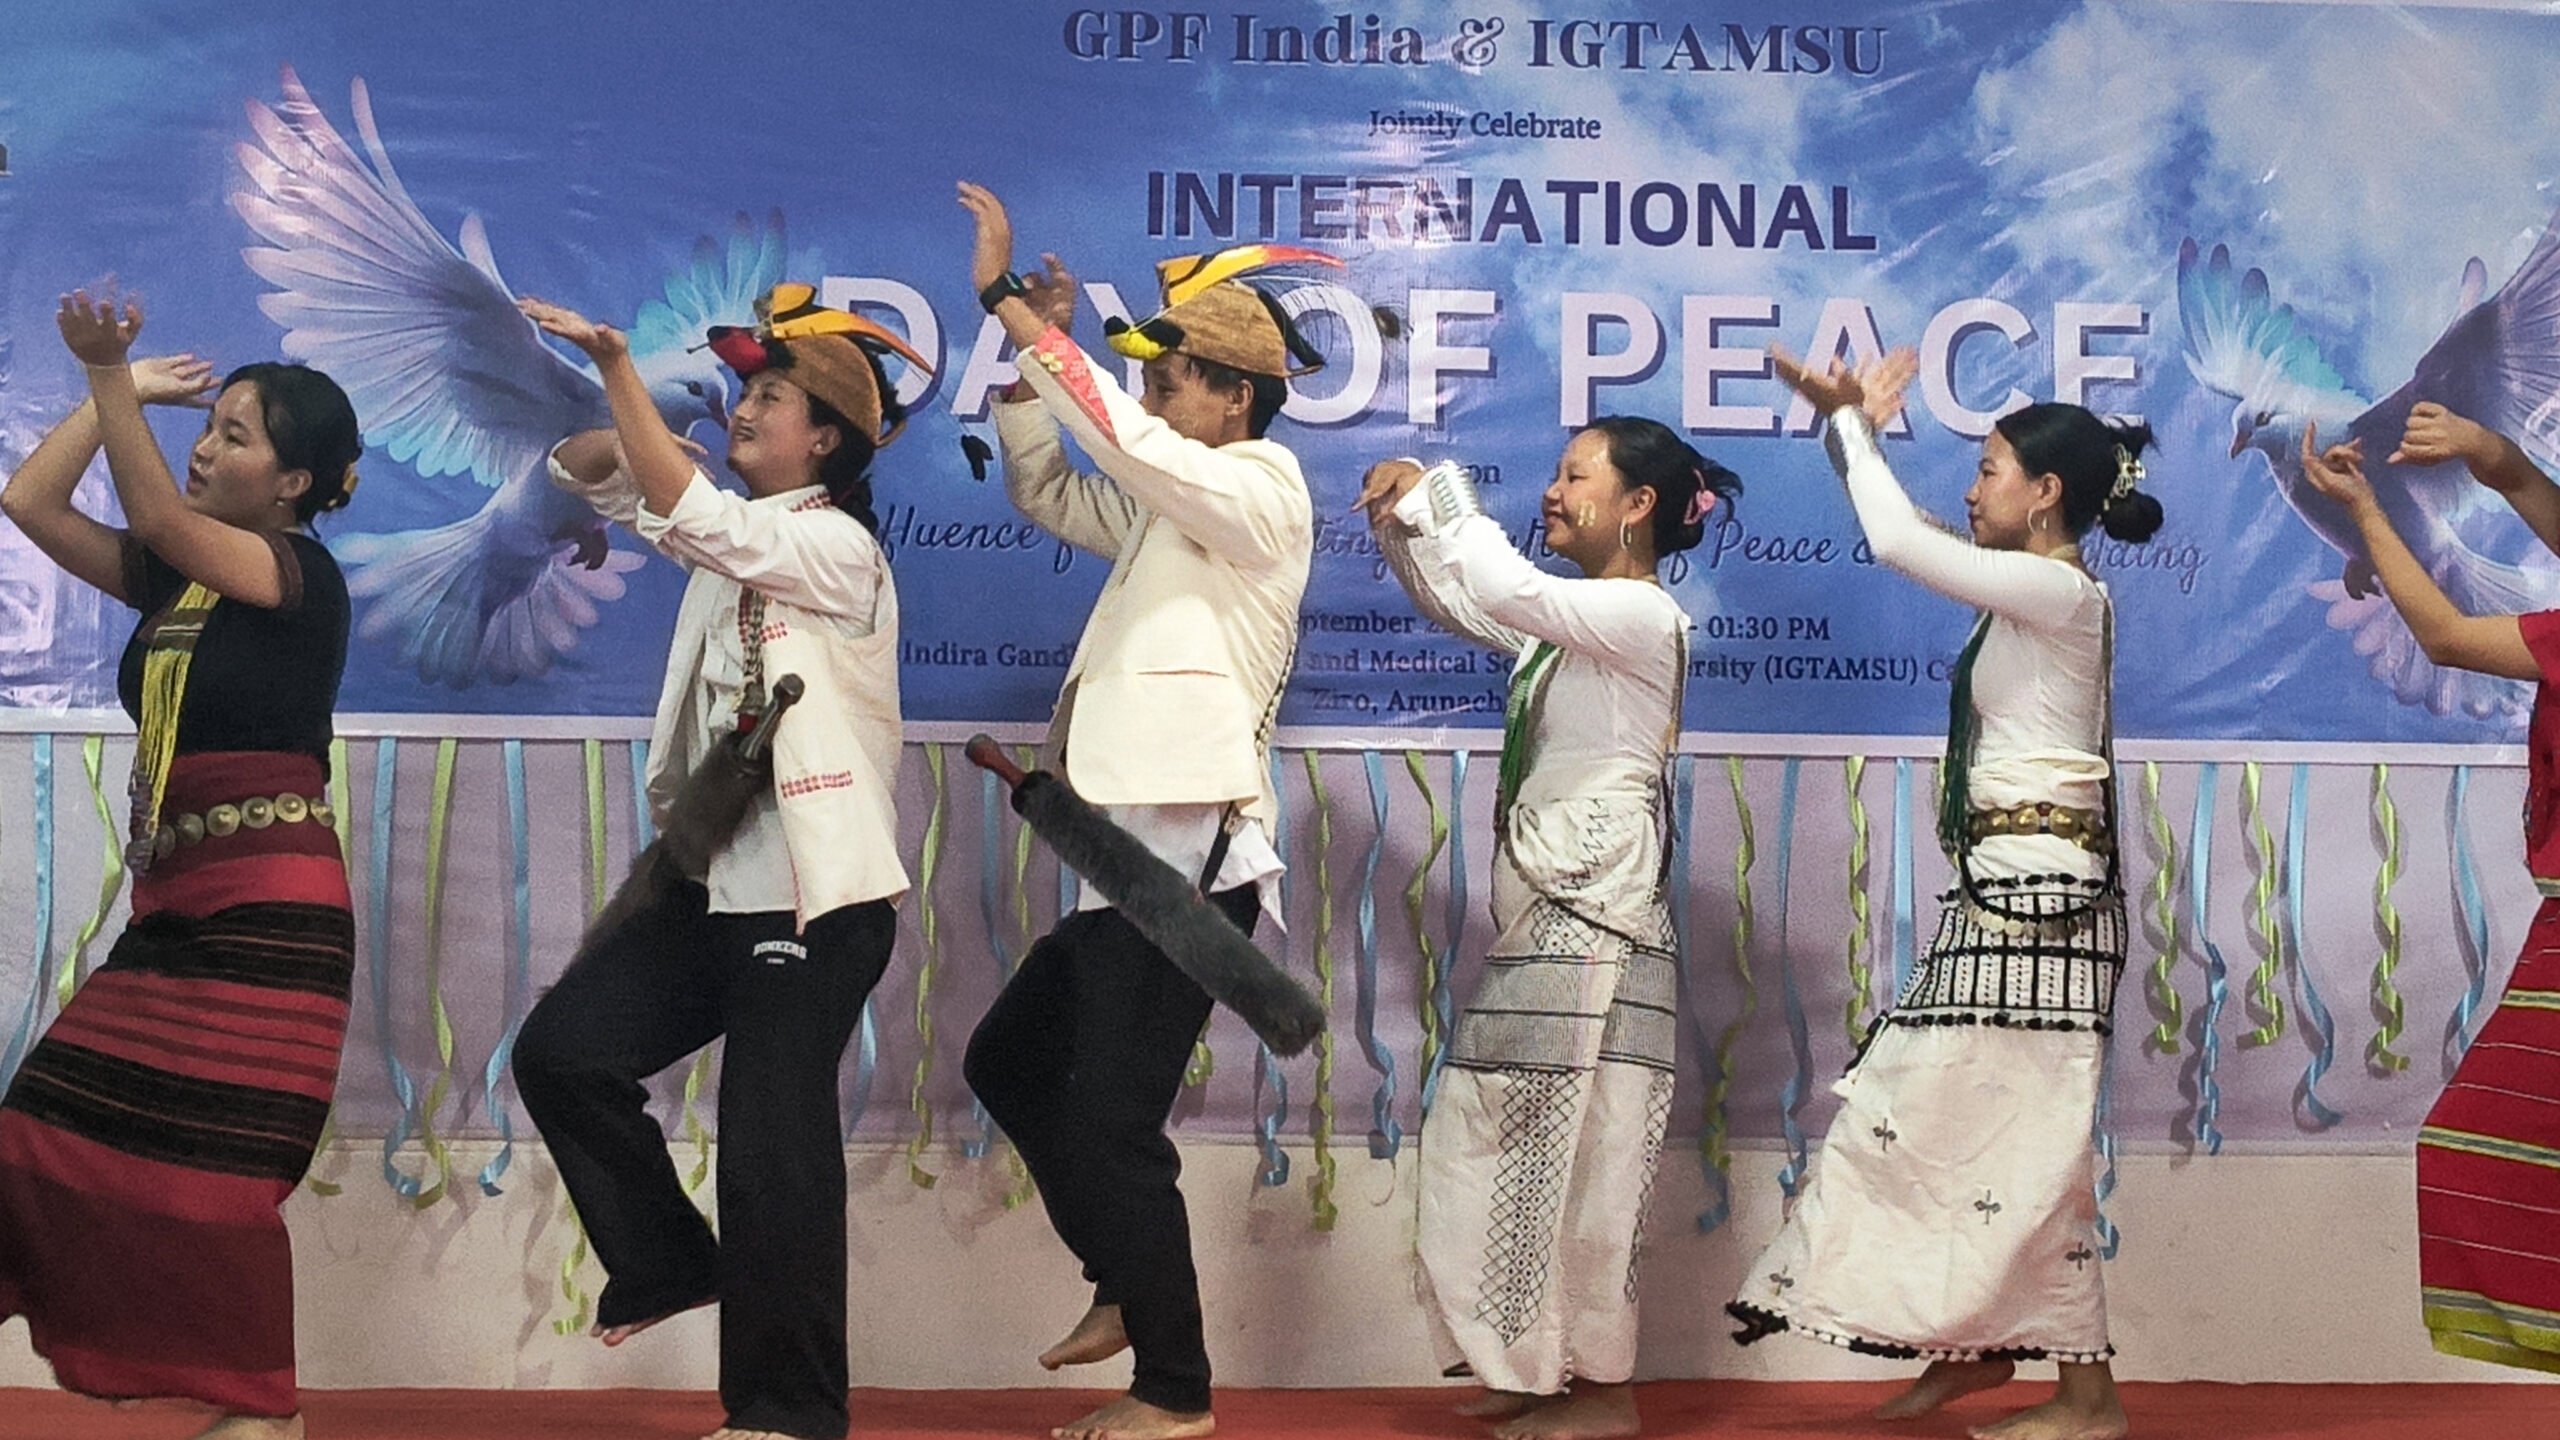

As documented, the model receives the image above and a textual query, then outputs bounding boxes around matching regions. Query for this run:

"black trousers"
[513,880,893,1440]
[962,886,1257,1415]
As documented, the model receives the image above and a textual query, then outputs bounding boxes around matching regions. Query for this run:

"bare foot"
[1454,1388,1544,1420]
[1969,1362,2126,1440]
[1492,1383,1638,1440]
[1040,1302,1130,1370]
[1876,1359,2015,1420]
[1051,1395,1215,1440]
[593,1295,715,1347]
[187,1415,305,1440]
[1968,1396,2128,1440]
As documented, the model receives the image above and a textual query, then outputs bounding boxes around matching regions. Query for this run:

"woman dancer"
[2294,406,2560,1375]
[0,293,361,1440]
[511,286,919,1440]
[1358,420,1741,1440]
[1729,349,2160,1440]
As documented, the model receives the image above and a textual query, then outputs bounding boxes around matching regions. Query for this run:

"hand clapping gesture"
[57,290,144,369]
[959,182,1078,332]
[1770,344,1918,432]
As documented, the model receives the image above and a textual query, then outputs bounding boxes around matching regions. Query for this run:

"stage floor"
[0,1381,2547,1439]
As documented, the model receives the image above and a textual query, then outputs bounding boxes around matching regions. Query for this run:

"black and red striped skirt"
[0,750,353,1416]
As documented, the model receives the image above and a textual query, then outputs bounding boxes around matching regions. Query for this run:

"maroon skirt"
[2417,896,2560,1373]
[0,751,353,1416]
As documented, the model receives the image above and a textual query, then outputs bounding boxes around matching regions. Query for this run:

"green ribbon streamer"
[2242,762,2288,1047]
[678,1051,716,1198]
[1701,756,1760,1200]
[583,739,608,916]
[1302,750,1340,1232]
[61,735,125,1007]
[551,1192,596,1336]
[303,735,357,1199]
[908,742,951,1188]
[1842,755,1874,1046]
[2142,761,2185,1054]
[407,737,462,1210]
[2368,763,2410,1073]
[1404,749,1449,1088]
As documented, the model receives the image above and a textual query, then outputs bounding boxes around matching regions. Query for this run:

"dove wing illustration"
[232,66,608,488]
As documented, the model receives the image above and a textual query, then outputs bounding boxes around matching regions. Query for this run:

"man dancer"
[958,181,1326,1440]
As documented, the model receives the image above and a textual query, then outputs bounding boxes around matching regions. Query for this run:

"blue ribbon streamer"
[2285,763,2344,1129]
[2,736,57,1088]
[2446,765,2492,1067]
[1355,750,1401,1159]
[1890,757,1917,999]
[367,738,430,1197]
[1771,759,1814,1199]
[476,740,534,1195]
[1255,746,1290,1188]
[842,996,880,1140]
[1424,749,1468,1114]
[2092,1031,2123,1259]
[2189,762,2228,1157]
[627,739,655,847]
[1668,758,1731,1232]
[964,770,1012,1160]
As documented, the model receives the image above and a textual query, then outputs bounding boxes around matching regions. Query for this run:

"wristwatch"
[978,272,1029,315]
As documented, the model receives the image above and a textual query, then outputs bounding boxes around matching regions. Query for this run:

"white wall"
[0,1139,2542,1392]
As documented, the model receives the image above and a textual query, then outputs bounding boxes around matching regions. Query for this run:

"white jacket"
[995,327,1311,826]
[551,451,907,925]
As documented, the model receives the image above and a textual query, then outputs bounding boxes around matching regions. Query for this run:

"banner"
[2,1,2557,742]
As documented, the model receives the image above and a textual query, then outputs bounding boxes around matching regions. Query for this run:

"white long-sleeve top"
[551,449,907,920]
[1374,471,1686,936]
[1825,408,2111,879]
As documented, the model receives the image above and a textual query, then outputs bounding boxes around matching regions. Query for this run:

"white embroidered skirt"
[1729,868,2124,1364]
[1416,867,1680,1395]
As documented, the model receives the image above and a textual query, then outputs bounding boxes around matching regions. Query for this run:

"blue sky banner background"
[2,0,2557,742]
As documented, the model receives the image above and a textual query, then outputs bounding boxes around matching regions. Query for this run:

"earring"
[1618,519,1632,552]
[2032,511,2048,534]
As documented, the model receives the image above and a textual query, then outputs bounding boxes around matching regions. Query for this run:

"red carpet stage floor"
[0,1383,2548,1439]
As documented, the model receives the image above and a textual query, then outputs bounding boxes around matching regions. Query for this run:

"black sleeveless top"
[115,532,351,762]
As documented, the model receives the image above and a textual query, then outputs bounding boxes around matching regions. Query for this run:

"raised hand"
[2299,422,2375,508]
[1354,459,1425,526]
[1769,344,1866,417]
[2390,401,2497,472]
[57,290,142,368]
[517,297,629,362]
[130,354,218,408]
[1023,252,1078,332]
[958,181,1017,293]
[1859,347,1919,430]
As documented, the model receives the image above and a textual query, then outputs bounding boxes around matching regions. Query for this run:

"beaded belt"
[1965,801,2111,854]
[145,792,335,861]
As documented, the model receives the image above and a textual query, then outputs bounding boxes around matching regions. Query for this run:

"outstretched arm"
[2393,401,2560,558]
[2304,423,2537,681]
[54,296,285,606]
[1773,345,2091,624]
[1358,459,1529,655]
[519,298,695,515]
